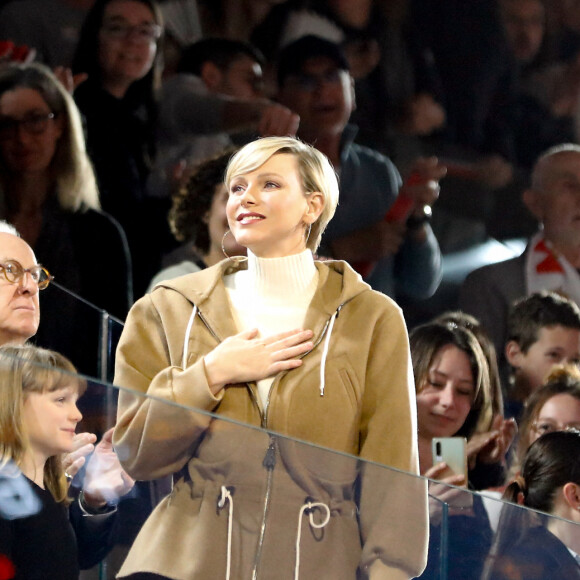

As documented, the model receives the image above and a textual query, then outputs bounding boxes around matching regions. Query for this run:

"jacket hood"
[154,257,372,315]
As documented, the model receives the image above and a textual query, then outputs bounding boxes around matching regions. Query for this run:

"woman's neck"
[5,172,51,210]
[4,173,50,247]
[548,513,580,554]
[102,78,132,100]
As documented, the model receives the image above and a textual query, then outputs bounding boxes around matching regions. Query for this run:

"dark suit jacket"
[458,248,527,391]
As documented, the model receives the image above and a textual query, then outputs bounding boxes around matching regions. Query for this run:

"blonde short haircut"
[224,136,339,252]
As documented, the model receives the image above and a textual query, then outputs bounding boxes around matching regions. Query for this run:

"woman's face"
[207,183,246,258]
[416,344,476,440]
[98,0,158,92]
[529,393,580,446]
[22,383,82,460]
[0,87,62,175]
[226,153,321,258]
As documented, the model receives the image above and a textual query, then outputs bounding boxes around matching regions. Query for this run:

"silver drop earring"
[221,230,247,263]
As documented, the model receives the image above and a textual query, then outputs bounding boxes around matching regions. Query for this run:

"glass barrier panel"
[0,354,578,580]
[33,281,125,383]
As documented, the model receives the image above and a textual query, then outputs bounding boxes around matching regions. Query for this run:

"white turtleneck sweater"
[224,249,319,410]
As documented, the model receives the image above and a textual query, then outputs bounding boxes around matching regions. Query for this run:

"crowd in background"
[1,1,580,579]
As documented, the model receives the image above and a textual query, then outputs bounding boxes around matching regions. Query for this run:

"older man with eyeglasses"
[0,221,47,345]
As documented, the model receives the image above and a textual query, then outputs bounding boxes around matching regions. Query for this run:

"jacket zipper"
[251,436,276,580]
[250,306,343,579]
[196,302,344,579]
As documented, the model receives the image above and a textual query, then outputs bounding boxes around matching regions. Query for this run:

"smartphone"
[431,437,467,486]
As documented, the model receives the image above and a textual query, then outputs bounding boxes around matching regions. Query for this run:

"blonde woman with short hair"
[114,136,428,580]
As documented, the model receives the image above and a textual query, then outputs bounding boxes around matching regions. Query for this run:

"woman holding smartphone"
[410,321,494,580]
[113,136,428,579]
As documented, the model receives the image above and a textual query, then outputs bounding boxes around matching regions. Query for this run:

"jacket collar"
[157,257,371,340]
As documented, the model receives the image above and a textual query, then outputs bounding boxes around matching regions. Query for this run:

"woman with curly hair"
[147,149,245,291]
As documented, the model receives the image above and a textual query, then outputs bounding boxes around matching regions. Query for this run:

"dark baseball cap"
[277,35,350,86]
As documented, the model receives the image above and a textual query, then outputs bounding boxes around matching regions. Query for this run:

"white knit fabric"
[224,249,318,410]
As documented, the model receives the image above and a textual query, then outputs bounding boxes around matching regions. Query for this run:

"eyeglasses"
[0,260,53,290]
[532,419,580,436]
[0,112,56,141]
[285,69,344,92]
[101,21,162,43]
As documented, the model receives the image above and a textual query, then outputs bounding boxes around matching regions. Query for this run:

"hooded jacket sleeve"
[113,292,222,481]
[357,302,429,579]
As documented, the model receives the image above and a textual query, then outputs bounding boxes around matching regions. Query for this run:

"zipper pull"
[263,439,276,470]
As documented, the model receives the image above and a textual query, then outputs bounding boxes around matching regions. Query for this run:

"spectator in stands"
[484,430,580,580]
[276,34,444,303]
[504,291,580,418]
[148,149,246,291]
[251,0,446,157]
[72,0,169,296]
[459,144,580,386]
[499,0,577,169]
[150,37,298,199]
[410,320,494,580]
[513,365,580,474]
[433,311,517,489]
[0,62,132,374]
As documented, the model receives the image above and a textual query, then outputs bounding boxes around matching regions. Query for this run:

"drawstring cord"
[294,500,331,580]
[182,305,198,369]
[319,311,337,396]
[217,485,234,580]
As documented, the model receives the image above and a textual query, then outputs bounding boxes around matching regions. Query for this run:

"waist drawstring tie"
[294,499,331,580]
[182,305,198,369]
[319,311,337,396]
[217,485,234,580]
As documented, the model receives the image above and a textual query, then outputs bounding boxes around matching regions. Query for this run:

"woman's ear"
[562,482,580,511]
[304,191,324,225]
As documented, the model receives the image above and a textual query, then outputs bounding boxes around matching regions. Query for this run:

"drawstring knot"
[295,498,331,579]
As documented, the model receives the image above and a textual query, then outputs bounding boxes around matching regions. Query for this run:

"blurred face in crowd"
[0,233,41,345]
[98,0,159,96]
[507,325,580,393]
[277,56,354,140]
[416,344,475,440]
[0,87,62,175]
[525,151,580,252]
[207,55,264,99]
[529,392,580,445]
[501,0,545,64]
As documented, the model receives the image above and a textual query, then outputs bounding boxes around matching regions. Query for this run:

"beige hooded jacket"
[113,258,428,580]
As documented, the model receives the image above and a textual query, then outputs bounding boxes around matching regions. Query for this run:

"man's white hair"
[0,221,20,237]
